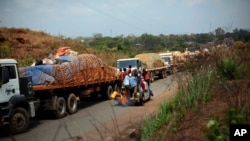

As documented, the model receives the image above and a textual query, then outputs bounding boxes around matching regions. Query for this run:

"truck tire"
[8,107,30,134]
[54,97,66,118]
[67,93,78,114]
[114,84,120,93]
[102,85,113,100]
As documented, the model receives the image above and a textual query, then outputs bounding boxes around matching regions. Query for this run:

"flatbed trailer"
[32,76,120,118]
[19,54,121,118]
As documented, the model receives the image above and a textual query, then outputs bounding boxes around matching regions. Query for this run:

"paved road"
[0,75,178,141]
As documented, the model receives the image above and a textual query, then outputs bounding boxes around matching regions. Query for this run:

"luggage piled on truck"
[19,47,116,85]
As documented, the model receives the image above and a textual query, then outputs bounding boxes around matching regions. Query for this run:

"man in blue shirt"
[129,71,138,99]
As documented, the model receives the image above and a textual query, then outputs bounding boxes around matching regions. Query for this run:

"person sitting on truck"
[142,68,154,96]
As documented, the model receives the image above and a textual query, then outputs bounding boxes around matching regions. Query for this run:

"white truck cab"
[116,58,145,72]
[0,59,21,103]
[0,59,39,134]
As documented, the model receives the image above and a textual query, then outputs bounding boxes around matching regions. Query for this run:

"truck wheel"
[114,84,120,93]
[67,93,78,114]
[54,97,66,118]
[102,85,113,100]
[9,107,30,134]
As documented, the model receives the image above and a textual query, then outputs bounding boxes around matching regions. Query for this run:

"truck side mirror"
[0,67,10,86]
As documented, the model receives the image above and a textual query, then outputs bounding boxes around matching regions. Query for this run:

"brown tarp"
[53,54,117,85]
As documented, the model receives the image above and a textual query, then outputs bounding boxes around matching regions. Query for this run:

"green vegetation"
[140,70,216,141]
[203,108,248,141]
[140,100,174,141]
[17,58,34,67]
[0,45,11,58]
[217,58,246,80]
[203,119,229,141]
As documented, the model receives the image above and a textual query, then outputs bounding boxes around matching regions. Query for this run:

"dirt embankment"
[0,28,94,60]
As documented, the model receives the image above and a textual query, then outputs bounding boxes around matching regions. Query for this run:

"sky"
[0,0,250,38]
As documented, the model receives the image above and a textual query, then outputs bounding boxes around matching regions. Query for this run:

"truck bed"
[32,77,118,91]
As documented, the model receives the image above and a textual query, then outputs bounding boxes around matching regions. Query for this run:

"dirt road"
[0,75,178,141]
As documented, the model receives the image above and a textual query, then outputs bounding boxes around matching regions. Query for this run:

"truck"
[0,54,120,134]
[116,53,169,82]
[159,52,177,74]
[133,53,170,82]
[0,59,40,134]
[159,51,190,73]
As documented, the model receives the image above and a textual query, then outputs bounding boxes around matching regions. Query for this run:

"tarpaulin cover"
[19,54,117,86]
[18,66,55,85]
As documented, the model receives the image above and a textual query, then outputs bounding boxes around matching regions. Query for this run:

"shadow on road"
[0,97,105,139]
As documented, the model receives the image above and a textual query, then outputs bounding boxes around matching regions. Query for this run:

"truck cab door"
[0,65,20,103]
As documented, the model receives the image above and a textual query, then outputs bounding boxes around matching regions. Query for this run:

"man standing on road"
[123,70,130,101]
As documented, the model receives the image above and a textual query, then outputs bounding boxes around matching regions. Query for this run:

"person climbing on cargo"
[142,67,154,96]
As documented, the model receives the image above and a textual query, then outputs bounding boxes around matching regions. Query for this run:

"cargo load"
[19,54,117,85]
[135,53,166,69]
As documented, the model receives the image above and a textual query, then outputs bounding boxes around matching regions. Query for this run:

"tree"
[232,28,250,42]
[215,27,225,37]
[215,27,225,44]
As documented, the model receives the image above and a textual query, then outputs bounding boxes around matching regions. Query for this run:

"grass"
[140,101,173,141]
[217,57,246,80]
[139,69,216,141]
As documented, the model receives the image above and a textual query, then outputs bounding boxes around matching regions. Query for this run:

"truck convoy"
[117,53,170,82]
[0,53,120,134]
[159,50,193,73]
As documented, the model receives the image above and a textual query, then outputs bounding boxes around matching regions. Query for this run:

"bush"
[0,45,11,58]
[217,58,246,80]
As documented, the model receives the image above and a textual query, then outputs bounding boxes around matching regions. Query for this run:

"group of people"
[117,65,153,103]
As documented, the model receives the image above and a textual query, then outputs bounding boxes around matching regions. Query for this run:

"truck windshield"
[162,57,171,63]
[117,60,137,69]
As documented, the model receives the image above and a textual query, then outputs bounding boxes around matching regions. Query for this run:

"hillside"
[0,28,94,58]
[0,28,128,66]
